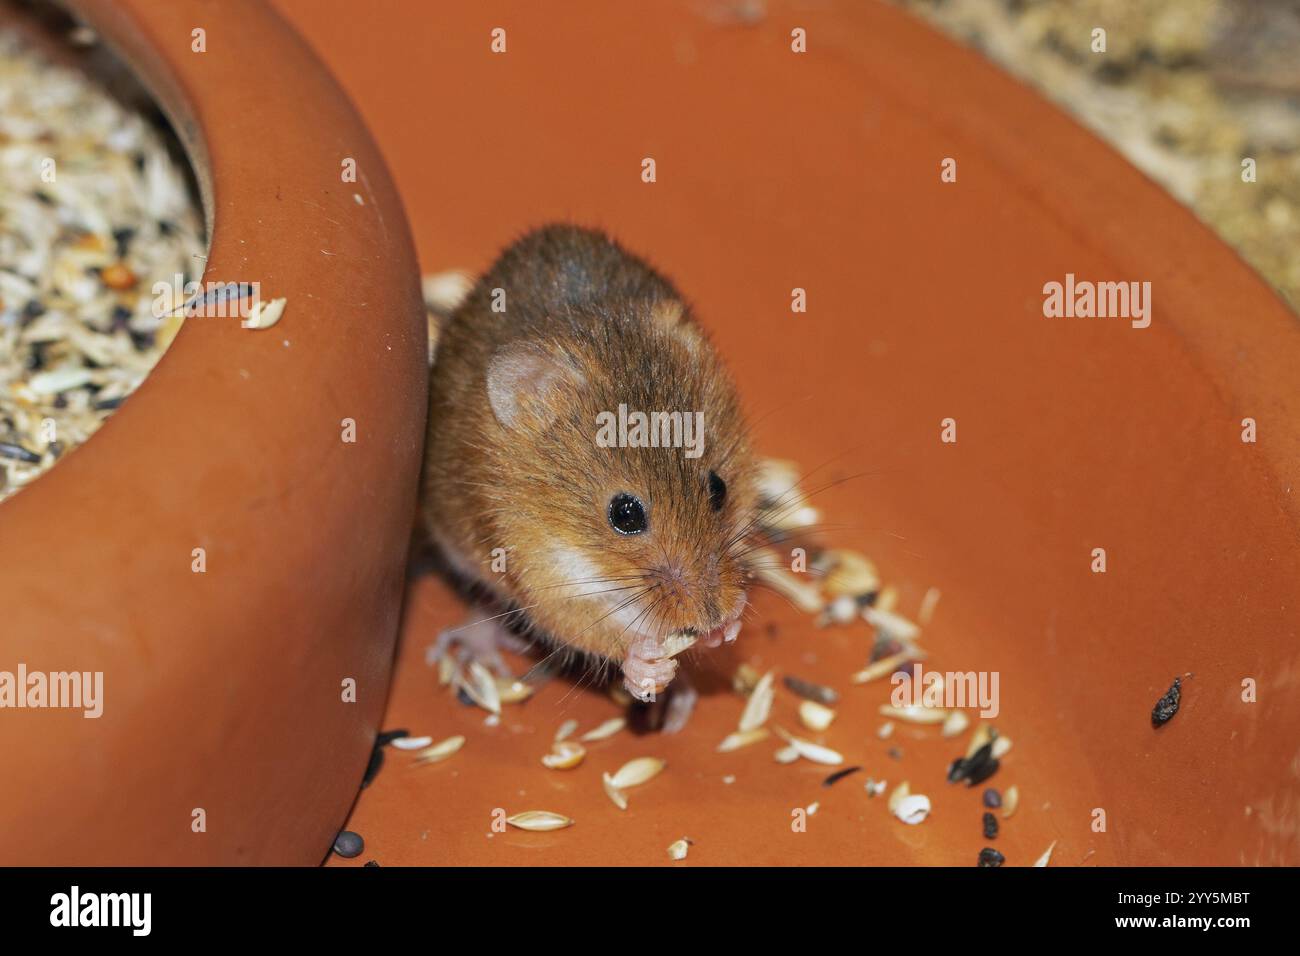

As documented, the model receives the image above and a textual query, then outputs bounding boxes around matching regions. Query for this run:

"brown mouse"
[421,225,759,726]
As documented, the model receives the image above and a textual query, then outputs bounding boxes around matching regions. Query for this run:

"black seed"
[112,227,135,257]
[456,687,476,707]
[376,728,411,746]
[364,860,380,867]
[949,742,999,786]
[983,812,999,839]
[887,746,903,761]
[110,304,133,330]
[93,396,125,411]
[856,591,879,608]
[332,830,364,858]
[822,766,862,788]
[158,218,176,235]
[52,394,68,410]
[783,674,839,706]
[32,190,54,205]
[977,847,1005,868]
[361,745,384,788]
[21,299,45,322]
[0,442,41,464]
[129,328,155,351]
[1152,677,1182,727]
[983,788,1002,808]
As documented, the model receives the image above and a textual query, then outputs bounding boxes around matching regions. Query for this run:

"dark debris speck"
[978,847,1005,868]
[1152,677,1182,727]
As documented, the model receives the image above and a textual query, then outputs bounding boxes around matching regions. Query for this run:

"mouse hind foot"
[425,603,531,679]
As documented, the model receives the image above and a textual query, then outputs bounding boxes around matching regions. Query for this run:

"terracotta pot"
[270,0,1300,867]
[0,0,426,863]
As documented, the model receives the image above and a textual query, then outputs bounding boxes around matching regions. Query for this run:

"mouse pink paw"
[425,604,521,678]
[622,635,678,702]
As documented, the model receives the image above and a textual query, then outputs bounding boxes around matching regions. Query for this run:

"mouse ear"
[486,344,585,429]
[650,298,704,353]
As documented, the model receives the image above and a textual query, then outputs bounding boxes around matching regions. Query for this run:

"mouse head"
[481,299,758,657]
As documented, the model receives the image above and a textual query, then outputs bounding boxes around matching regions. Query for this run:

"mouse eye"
[707,470,727,512]
[608,492,648,535]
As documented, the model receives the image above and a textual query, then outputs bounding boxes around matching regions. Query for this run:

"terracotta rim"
[0,0,426,863]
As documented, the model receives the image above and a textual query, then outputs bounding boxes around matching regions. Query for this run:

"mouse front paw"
[622,635,678,702]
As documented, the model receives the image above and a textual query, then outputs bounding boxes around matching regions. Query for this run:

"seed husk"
[774,744,800,764]
[894,793,931,825]
[659,631,698,659]
[506,811,573,832]
[732,663,761,696]
[851,649,924,685]
[738,669,776,732]
[887,780,911,813]
[411,735,465,766]
[879,704,949,725]
[941,710,970,737]
[241,295,287,330]
[390,735,434,751]
[863,606,921,641]
[774,726,844,766]
[798,699,836,732]
[1001,785,1020,819]
[1151,676,1182,727]
[717,727,770,753]
[602,773,629,810]
[819,549,881,598]
[667,839,691,861]
[542,740,587,770]
[455,661,501,715]
[877,720,895,740]
[991,735,1013,759]
[579,716,626,742]
[496,678,534,704]
[554,718,579,743]
[918,587,941,625]
[607,756,666,789]
[1033,840,1057,867]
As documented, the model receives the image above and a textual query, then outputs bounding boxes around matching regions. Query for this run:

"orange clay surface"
[271,0,1300,866]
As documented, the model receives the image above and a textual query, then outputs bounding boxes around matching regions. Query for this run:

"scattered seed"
[456,662,501,715]
[333,830,364,858]
[864,778,887,797]
[863,605,920,641]
[894,794,931,825]
[659,631,698,659]
[506,811,573,832]
[991,735,1013,760]
[917,587,941,625]
[774,726,844,766]
[983,812,999,839]
[99,262,137,290]
[941,710,970,738]
[1151,676,1182,727]
[607,756,666,789]
[554,718,579,743]
[732,663,761,696]
[822,766,862,788]
[818,549,881,598]
[806,801,820,816]
[542,740,586,770]
[774,744,800,764]
[948,741,999,786]
[888,781,911,813]
[579,716,626,742]
[0,442,41,464]
[390,735,434,751]
[241,295,287,330]
[782,674,839,706]
[977,847,1005,868]
[717,727,770,753]
[750,556,824,613]
[983,788,1002,809]
[496,678,534,704]
[798,699,836,732]
[851,650,924,685]
[411,735,465,766]
[1002,785,1020,819]
[1033,840,1057,867]
[667,839,690,861]
[602,774,629,810]
[877,720,895,740]
[738,669,776,732]
[879,704,949,725]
